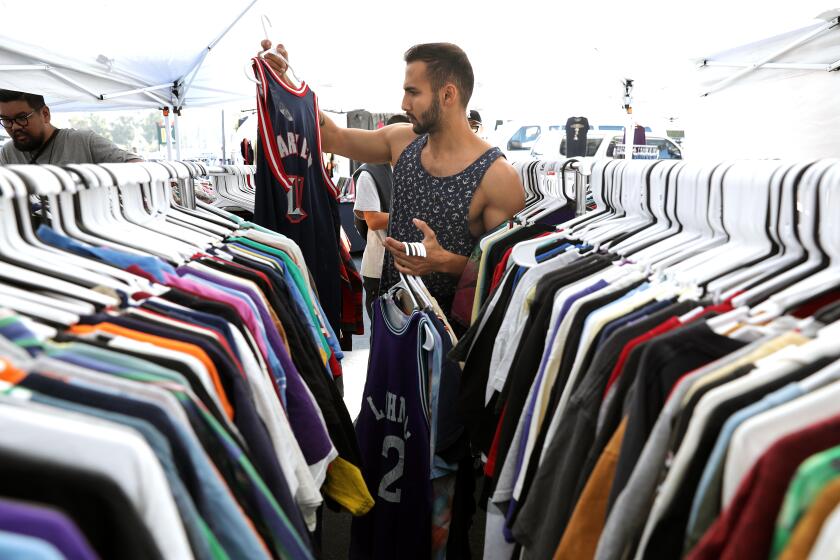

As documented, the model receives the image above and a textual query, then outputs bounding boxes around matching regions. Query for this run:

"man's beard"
[12,131,43,152]
[412,96,441,135]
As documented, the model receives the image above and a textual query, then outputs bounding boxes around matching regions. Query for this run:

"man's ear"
[442,83,458,107]
[42,105,51,125]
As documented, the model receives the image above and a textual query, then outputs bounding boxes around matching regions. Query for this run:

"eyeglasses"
[0,110,37,129]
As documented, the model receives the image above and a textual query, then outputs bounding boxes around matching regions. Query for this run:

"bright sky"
[0,0,833,127]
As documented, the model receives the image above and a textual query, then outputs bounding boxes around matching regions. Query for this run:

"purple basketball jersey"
[350,297,433,559]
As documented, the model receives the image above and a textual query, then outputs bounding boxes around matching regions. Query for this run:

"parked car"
[491,121,566,162]
[530,129,683,160]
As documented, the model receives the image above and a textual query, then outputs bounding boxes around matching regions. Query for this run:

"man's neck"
[425,117,476,157]
[26,125,58,153]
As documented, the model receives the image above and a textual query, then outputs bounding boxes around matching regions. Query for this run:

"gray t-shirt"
[0,128,140,165]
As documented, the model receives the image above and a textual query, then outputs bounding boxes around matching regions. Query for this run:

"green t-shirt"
[772,444,840,558]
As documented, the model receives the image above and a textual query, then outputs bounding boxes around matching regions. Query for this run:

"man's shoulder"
[0,140,24,164]
[60,128,95,139]
[58,128,103,147]
[480,151,522,194]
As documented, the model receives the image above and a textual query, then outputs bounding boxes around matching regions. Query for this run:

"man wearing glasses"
[468,109,482,134]
[0,90,142,165]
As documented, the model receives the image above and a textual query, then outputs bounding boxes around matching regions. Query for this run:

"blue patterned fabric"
[380,134,503,312]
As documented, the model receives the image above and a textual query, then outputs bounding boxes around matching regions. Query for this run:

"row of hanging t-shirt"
[0,161,374,560]
[450,157,840,560]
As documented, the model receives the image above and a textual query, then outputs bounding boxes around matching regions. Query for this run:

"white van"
[490,121,566,162]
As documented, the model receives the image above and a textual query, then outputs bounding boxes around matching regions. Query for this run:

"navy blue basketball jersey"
[350,296,433,560]
[252,56,342,333]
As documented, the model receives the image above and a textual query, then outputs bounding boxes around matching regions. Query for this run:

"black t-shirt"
[58,328,236,446]
[457,270,519,454]
[160,288,263,362]
[0,449,163,560]
[565,116,590,157]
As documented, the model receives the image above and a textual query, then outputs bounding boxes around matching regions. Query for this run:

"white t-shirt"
[353,171,387,279]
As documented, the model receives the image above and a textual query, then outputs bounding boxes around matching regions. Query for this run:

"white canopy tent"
[686,10,840,159]
[0,0,836,157]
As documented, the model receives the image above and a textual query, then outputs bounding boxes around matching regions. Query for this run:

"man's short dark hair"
[404,43,474,108]
[386,114,410,126]
[0,90,45,110]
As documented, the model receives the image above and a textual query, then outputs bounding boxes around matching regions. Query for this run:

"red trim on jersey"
[313,93,340,199]
[261,58,309,97]
[285,175,309,224]
[253,58,292,191]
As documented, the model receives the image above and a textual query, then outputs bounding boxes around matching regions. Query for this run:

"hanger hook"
[261,15,273,39]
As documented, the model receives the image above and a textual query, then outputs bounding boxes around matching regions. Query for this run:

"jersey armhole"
[313,93,340,199]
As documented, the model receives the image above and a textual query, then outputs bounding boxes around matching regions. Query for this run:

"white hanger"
[611,160,683,255]
[667,160,782,289]
[7,166,147,292]
[161,161,237,236]
[508,159,620,266]
[0,165,117,291]
[244,16,304,88]
[0,168,116,307]
[0,282,92,317]
[629,162,725,273]
[748,160,840,319]
[563,159,626,236]
[517,159,572,225]
[99,163,217,248]
[0,292,78,327]
[731,158,837,308]
[584,160,660,248]
[648,161,733,275]
[70,163,191,262]
[711,160,814,301]
[54,165,151,258]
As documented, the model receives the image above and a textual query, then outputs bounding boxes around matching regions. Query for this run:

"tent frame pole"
[177,0,258,106]
[173,111,182,160]
[702,17,840,96]
[164,111,173,161]
[701,61,834,71]
[100,82,173,100]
